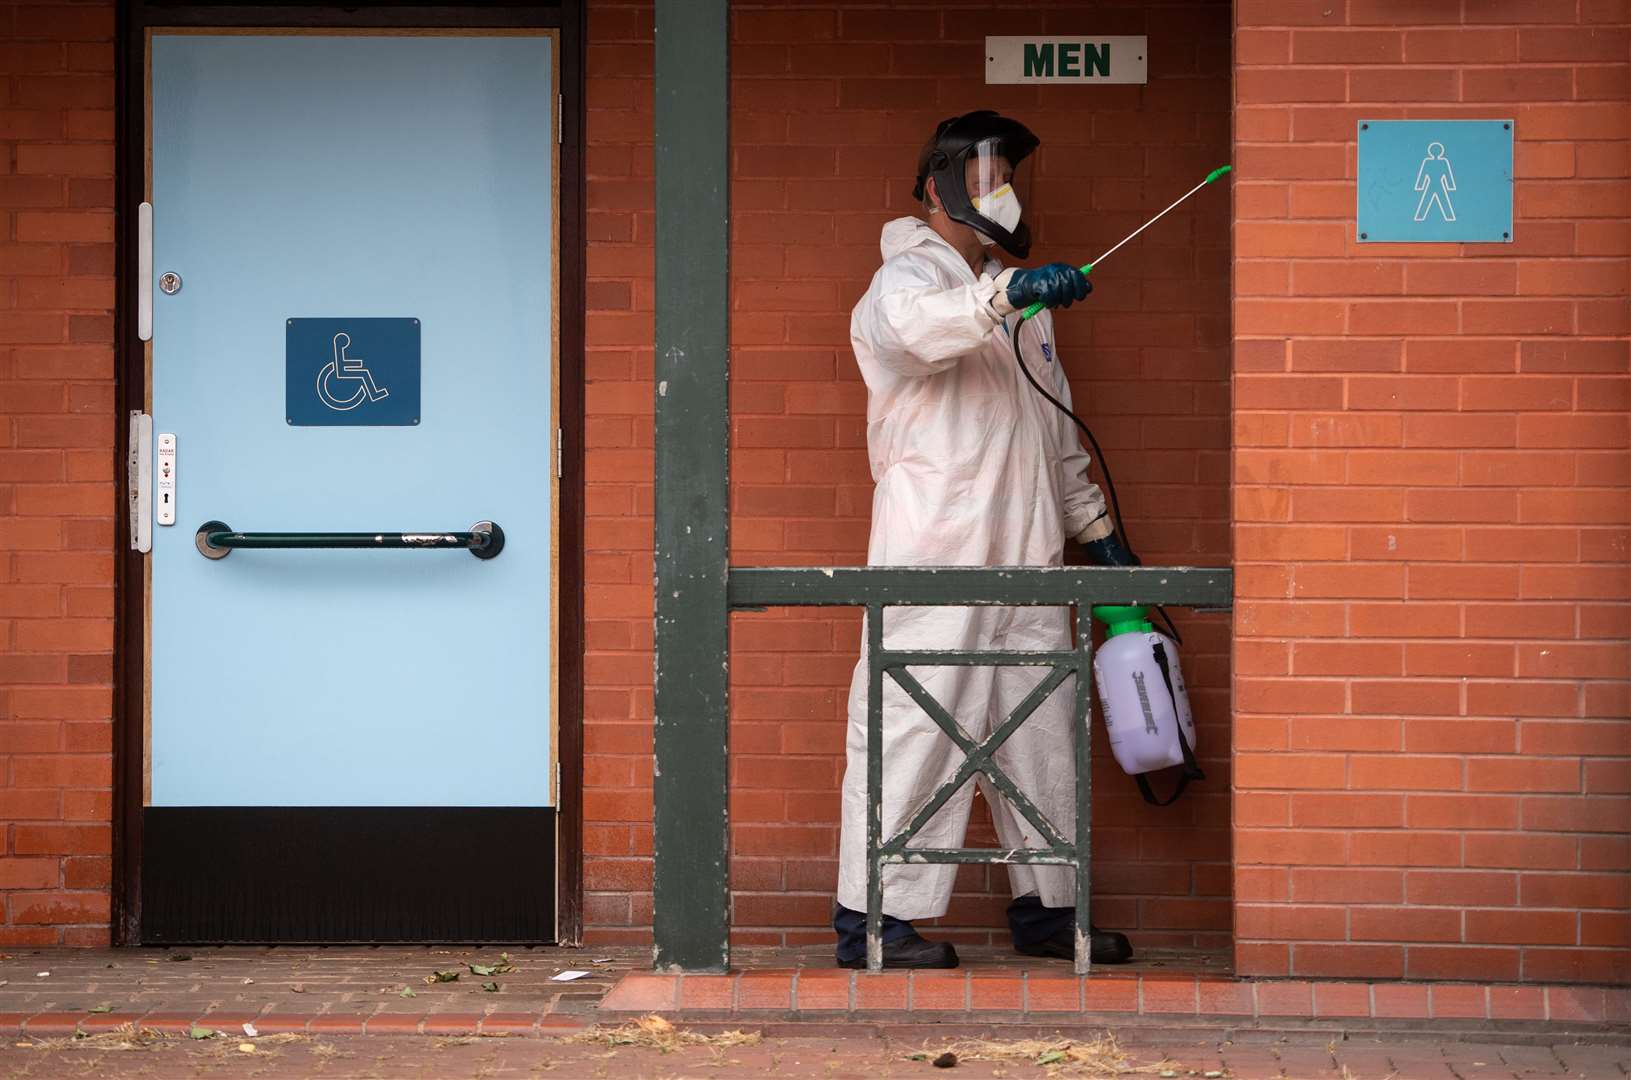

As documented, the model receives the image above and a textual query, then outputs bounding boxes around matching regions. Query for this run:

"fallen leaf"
[290,984,306,993]
[189,1024,215,1040]
[481,981,499,993]
[399,987,417,998]
[1037,1050,1066,1065]
[469,963,496,976]
[426,970,460,984]
[89,1004,113,1013]
[169,953,192,962]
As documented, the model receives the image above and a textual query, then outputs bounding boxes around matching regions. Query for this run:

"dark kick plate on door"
[141,807,555,944]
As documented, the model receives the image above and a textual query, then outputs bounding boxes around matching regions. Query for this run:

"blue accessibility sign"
[286,317,421,426]
[1357,119,1513,243]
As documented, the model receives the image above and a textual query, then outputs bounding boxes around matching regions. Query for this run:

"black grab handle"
[195,520,504,560]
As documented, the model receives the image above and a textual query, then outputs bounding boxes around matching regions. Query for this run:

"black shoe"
[1014,923,1133,965]
[837,931,959,969]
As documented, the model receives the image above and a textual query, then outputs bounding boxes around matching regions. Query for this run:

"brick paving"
[593,947,1628,1033]
[1,944,1625,1055]
[0,1029,1627,1078]
[0,945,631,1036]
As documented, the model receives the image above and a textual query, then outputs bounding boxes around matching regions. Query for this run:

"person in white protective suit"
[833,111,1140,969]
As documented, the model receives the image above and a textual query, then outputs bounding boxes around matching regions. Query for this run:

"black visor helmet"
[912,110,1040,259]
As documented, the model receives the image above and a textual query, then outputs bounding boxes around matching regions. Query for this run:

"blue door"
[142,32,559,942]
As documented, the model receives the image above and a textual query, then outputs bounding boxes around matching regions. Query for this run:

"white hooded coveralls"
[837,217,1112,921]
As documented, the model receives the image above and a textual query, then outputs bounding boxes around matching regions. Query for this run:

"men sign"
[985,36,1148,85]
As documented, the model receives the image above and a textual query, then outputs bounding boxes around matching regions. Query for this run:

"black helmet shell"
[913,110,1040,258]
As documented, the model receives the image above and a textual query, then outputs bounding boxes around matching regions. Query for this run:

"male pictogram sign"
[1357,119,1511,244]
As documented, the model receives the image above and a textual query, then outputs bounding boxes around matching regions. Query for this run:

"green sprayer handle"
[1018,164,1233,322]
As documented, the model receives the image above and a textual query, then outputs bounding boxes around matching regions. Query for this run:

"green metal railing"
[729,566,1232,974]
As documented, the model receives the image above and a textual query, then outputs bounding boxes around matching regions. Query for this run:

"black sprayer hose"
[1006,317,1184,647]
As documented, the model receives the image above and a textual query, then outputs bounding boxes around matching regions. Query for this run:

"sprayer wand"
[1019,165,1233,321]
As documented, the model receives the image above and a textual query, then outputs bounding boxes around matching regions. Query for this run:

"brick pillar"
[0,0,118,945]
[1232,0,1629,983]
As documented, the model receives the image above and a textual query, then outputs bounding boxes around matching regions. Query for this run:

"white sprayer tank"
[1090,605,1197,776]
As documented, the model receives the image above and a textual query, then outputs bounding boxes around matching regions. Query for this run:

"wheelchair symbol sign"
[317,332,391,411]
[286,317,421,427]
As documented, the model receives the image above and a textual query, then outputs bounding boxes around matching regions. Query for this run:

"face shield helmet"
[912,111,1039,259]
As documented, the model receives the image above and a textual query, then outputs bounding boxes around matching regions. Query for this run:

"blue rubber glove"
[1084,533,1140,567]
[1006,263,1091,311]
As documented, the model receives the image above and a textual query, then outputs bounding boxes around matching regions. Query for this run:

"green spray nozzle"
[1018,164,1233,322]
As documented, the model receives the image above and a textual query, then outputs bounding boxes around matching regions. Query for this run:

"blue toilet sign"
[286,317,421,425]
[1357,120,1514,243]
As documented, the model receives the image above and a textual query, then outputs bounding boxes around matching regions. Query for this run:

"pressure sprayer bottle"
[1090,605,1204,806]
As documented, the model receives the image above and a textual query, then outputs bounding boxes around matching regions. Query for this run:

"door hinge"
[128,411,153,552]
[556,427,563,479]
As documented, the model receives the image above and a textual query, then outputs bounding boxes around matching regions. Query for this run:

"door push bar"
[195,520,504,560]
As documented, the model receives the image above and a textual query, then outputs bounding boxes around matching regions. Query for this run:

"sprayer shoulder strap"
[1138,640,1204,808]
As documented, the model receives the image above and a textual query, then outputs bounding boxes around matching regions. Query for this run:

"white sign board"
[985,36,1148,85]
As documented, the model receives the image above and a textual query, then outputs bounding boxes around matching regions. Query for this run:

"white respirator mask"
[970,183,1023,247]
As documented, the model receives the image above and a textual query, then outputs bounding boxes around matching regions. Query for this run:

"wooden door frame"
[112,0,587,945]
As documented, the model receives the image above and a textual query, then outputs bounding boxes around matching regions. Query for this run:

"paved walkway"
[0,945,631,1034]
[0,946,1624,1079]
[2,1027,1627,1078]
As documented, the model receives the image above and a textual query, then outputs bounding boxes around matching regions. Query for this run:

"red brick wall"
[1232,0,1629,983]
[0,0,118,946]
[584,0,1235,950]
[6,0,1625,987]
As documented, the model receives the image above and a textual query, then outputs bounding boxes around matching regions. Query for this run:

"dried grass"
[21,1024,315,1057]
[566,1014,762,1054]
[20,1023,164,1053]
[923,1032,1177,1076]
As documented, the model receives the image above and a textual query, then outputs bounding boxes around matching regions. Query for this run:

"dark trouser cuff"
[1006,893,1074,948]
[832,903,919,963]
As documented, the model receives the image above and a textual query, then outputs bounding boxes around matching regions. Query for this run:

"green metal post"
[652,0,730,972]
[1072,617,1093,975]
[866,605,885,972]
